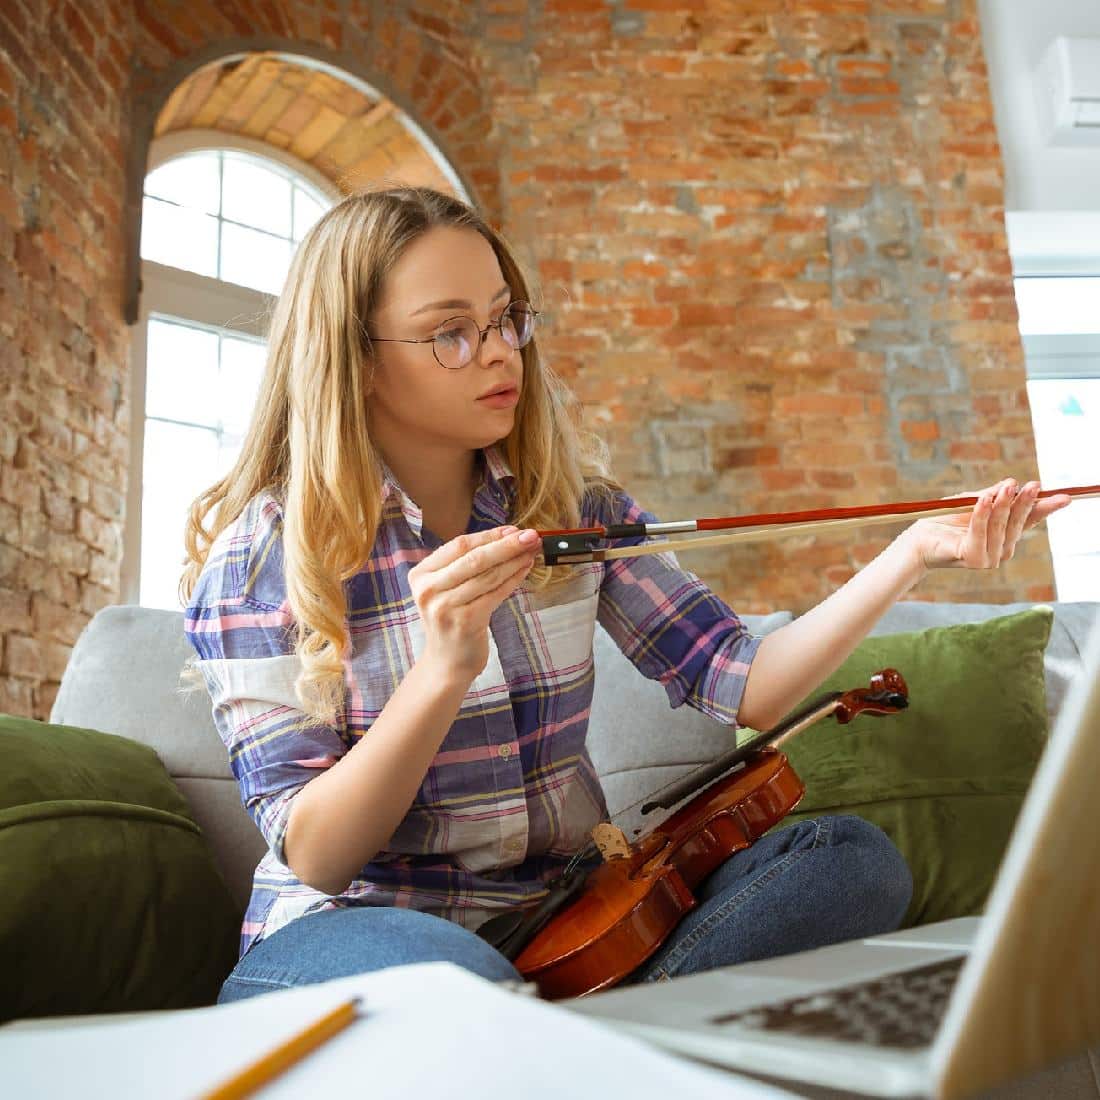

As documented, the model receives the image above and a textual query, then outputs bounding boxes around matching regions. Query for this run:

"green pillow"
[771,606,1052,928]
[0,714,240,1022]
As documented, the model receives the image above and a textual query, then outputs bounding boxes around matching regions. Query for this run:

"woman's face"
[367,225,524,458]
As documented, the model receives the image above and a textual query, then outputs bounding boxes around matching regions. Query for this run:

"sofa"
[9,597,1100,1096]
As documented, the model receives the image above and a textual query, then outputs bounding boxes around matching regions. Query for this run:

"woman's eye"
[436,327,466,346]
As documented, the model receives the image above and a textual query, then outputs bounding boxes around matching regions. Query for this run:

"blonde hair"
[181,186,616,723]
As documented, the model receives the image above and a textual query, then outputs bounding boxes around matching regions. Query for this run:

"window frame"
[121,134,341,605]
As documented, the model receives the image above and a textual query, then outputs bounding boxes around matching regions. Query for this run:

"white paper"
[0,961,802,1099]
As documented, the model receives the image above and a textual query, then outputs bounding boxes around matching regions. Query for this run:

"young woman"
[181,186,1069,1004]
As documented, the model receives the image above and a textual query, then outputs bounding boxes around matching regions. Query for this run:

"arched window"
[123,136,338,610]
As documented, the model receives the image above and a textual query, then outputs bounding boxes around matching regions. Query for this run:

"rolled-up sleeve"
[592,489,761,727]
[183,496,347,866]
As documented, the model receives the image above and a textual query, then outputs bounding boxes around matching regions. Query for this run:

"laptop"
[563,618,1100,1099]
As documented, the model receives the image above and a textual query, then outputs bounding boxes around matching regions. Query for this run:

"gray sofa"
[47,599,1100,1098]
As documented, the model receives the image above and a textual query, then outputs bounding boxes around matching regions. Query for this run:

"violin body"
[513,748,805,999]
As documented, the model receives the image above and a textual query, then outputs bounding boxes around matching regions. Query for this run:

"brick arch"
[152,55,459,197]
[124,21,499,322]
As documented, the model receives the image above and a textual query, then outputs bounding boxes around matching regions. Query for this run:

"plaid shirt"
[184,446,761,958]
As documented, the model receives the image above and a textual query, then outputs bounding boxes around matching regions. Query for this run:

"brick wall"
[0,0,132,718]
[0,0,1051,719]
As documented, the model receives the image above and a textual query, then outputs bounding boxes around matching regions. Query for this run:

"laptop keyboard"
[710,955,966,1050]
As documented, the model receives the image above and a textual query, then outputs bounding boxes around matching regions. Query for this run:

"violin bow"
[538,483,1100,566]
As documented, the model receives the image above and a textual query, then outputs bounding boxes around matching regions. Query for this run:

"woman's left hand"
[906,478,1072,570]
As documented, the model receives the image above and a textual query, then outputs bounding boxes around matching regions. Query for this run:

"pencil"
[200,996,362,1100]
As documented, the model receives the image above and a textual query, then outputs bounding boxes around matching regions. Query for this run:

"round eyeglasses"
[370,300,538,370]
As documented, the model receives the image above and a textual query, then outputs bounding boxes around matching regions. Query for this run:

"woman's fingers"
[413,525,517,577]
[984,479,1016,563]
[461,555,536,613]
[1027,492,1073,525]
[960,483,995,565]
[1001,481,1039,559]
[429,528,539,596]
[410,526,539,615]
[916,476,1073,571]
[979,479,1071,564]
[439,543,537,607]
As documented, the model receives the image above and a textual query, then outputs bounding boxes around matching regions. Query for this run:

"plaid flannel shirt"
[184,446,760,958]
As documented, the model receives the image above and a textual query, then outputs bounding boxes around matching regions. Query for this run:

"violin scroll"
[833,668,908,722]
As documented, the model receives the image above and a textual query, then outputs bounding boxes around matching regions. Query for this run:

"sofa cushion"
[779,606,1053,928]
[589,611,794,825]
[0,713,240,1022]
[869,599,1098,729]
[49,604,267,915]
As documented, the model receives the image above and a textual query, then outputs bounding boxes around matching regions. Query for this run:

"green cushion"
[0,714,240,1022]
[772,606,1052,928]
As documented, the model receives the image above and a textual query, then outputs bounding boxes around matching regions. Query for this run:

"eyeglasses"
[369,300,538,370]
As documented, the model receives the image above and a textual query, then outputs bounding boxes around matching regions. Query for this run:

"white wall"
[979,0,1100,213]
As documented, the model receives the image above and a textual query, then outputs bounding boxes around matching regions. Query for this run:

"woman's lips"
[477,387,519,408]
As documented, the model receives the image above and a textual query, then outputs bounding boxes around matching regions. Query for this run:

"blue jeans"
[217,814,912,1003]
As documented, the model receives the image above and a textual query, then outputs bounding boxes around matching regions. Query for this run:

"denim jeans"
[216,814,912,1003]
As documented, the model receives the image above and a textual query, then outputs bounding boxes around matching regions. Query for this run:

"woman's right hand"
[408,525,541,682]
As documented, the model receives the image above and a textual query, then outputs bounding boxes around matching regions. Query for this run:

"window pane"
[141,196,219,277]
[222,153,292,237]
[139,420,220,610]
[1014,278,1100,335]
[293,188,325,240]
[1026,378,1100,601]
[220,221,291,295]
[144,152,220,215]
[219,334,266,437]
[145,319,220,427]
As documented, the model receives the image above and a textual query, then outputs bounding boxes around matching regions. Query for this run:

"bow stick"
[538,483,1100,565]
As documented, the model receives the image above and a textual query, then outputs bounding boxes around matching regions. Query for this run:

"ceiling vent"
[1035,36,1100,146]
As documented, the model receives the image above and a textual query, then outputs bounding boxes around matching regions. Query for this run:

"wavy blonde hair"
[181,186,616,723]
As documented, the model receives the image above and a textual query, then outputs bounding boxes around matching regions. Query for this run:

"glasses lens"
[433,317,479,369]
[504,301,535,349]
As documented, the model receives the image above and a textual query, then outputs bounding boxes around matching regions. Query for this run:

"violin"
[477,670,909,1000]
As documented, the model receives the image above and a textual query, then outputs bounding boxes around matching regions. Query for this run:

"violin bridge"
[590,823,631,861]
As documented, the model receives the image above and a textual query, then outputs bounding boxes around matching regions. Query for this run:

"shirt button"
[498,744,513,758]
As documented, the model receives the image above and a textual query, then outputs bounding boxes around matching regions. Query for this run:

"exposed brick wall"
[0,0,133,718]
[0,0,1052,719]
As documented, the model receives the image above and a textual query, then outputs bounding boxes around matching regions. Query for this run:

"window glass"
[137,148,333,608]
[219,221,292,296]
[139,419,219,610]
[1025,378,1100,601]
[140,318,267,609]
[222,153,293,237]
[141,148,329,293]
[293,188,325,239]
[140,196,219,278]
[219,335,267,437]
[144,154,220,215]
[145,319,219,427]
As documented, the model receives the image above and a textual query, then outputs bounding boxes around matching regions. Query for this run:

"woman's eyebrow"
[409,285,511,317]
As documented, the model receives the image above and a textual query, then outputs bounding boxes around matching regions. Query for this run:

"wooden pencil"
[200,996,362,1100]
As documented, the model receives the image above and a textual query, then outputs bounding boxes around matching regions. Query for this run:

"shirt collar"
[380,445,517,539]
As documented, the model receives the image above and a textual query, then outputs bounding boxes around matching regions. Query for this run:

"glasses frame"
[369,299,539,370]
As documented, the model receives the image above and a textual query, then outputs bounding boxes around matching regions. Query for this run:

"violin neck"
[766,694,844,751]
[640,692,842,814]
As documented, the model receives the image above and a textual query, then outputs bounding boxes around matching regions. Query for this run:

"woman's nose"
[476,321,513,366]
